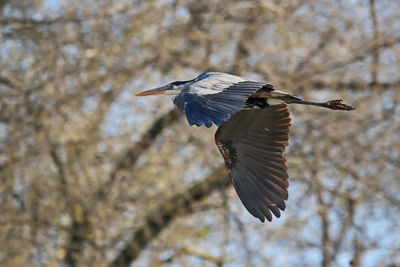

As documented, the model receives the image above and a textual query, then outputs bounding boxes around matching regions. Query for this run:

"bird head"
[135,80,190,96]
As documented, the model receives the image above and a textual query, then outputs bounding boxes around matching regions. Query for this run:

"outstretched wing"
[215,104,291,222]
[174,73,269,128]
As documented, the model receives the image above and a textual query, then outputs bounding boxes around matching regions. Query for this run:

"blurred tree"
[1,0,400,266]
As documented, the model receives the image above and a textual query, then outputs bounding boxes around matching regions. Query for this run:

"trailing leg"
[289,99,355,111]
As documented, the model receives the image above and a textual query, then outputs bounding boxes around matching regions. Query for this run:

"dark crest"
[171,79,194,86]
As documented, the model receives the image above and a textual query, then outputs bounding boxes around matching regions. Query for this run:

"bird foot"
[325,99,355,111]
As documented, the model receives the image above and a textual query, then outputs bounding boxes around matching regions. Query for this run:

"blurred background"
[1,0,400,266]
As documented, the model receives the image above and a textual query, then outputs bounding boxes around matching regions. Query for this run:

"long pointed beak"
[134,86,168,96]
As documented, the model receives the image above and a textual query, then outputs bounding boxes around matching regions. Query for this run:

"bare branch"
[369,0,381,86]
[109,167,228,267]
[108,109,183,185]
[161,246,225,265]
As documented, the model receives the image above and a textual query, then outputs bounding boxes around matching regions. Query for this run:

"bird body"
[135,72,355,222]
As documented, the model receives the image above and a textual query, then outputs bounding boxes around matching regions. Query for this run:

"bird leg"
[290,99,355,111]
[264,93,355,111]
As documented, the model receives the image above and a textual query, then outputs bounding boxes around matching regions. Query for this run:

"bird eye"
[169,84,174,89]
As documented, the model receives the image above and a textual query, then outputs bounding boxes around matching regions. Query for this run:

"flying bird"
[135,72,355,222]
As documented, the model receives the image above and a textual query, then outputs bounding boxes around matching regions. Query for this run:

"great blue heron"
[135,72,355,222]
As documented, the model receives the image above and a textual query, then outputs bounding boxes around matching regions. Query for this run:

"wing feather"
[215,104,291,222]
[177,78,267,127]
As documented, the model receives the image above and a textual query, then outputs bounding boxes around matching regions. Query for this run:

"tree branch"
[0,0,7,13]
[0,75,21,89]
[309,80,400,91]
[369,0,381,86]
[109,167,228,267]
[161,246,225,265]
[108,109,183,185]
